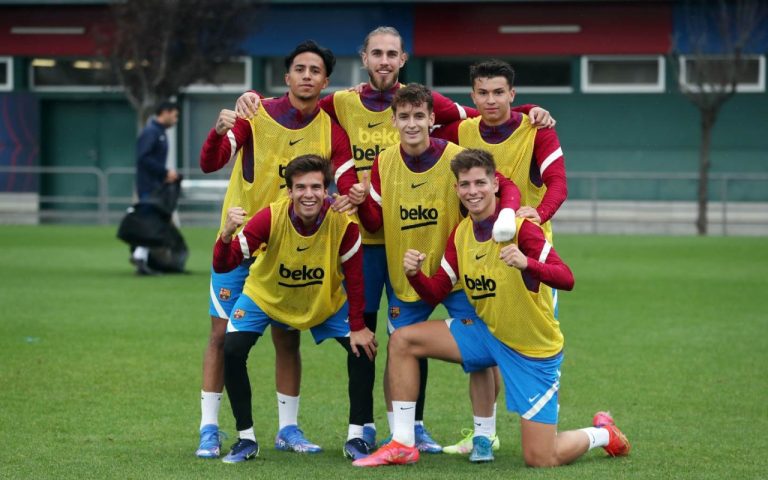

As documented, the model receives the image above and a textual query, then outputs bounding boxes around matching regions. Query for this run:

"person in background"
[132,101,179,275]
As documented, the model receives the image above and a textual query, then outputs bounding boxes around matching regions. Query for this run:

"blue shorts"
[226,293,350,344]
[208,261,253,319]
[363,245,392,314]
[387,290,476,334]
[448,316,562,425]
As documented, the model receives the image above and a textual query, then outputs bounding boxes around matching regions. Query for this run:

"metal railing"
[567,172,768,235]
[1,166,767,234]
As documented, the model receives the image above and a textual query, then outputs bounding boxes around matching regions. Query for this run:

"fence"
[1,166,767,235]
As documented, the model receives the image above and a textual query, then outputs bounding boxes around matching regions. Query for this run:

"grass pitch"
[0,226,766,479]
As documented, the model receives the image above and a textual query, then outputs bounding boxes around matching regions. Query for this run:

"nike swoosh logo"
[411,181,427,189]
[528,393,541,403]
[475,253,487,260]
[279,400,286,404]
[297,246,310,252]
[367,121,383,128]
[289,138,303,146]
[474,423,481,427]
[399,406,414,410]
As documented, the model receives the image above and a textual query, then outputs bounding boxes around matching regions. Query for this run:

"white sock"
[387,411,394,434]
[348,424,364,440]
[392,401,416,446]
[473,415,494,439]
[133,246,149,261]
[415,419,424,427]
[277,392,299,429]
[200,391,222,429]
[239,427,256,443]
[580,427,610,450]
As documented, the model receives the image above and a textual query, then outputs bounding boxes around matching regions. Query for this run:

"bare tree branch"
[97,0,263,128]
[670,0,766,235]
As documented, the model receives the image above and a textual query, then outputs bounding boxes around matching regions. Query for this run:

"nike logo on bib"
[411,181,428,189]
[297,246,310,252]
[289,138,303,146]
[367,121,383,128]
[475,253,487,260]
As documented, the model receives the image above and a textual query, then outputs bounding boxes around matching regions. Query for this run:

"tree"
[672,0,767,235]
[100,0,262,130]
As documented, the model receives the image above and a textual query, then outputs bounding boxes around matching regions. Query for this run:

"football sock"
[239,427,256,443]
[277,392,299,429]
[580,427,610,450]
[200,391,222,429]
[473,415,494,440]
[387,411,394,434]
[347,424,364,441]
[392,401,416,447]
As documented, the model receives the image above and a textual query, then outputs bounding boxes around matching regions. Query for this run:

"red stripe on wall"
[0,6,112,56]
[414,2,672,56]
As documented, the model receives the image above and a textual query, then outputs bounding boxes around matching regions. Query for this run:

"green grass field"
[1,226,766,479]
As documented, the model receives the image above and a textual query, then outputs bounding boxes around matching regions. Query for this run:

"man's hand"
[350,327,377,361]
[215,109,238,135]
[492,208,517,242]
[516,206,541,223]
[221,207,247,242]
[235,92,261,119]
[165,169,179,182]
[348,171,370,205]
[403,249,426,277]
[528,107,556,129]
[500,243,528,270]
[330,194,358,215]
[347,82,367,94]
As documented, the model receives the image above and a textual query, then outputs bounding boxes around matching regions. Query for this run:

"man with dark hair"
[131,101,179,274]
[354,148,629,468]
[432,58,569,454]
[195,41,364,458]
[213,154,376,463]
[352,83,521,457]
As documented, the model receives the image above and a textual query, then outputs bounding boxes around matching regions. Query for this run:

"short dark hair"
[450,149,496,179]
[391,83,433,114]
[470,59,515,89]
[285,40,336,77]
[155,101,178,116]
[284,154,332,189]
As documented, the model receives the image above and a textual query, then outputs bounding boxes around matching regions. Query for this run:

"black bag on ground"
[117,178,188,272]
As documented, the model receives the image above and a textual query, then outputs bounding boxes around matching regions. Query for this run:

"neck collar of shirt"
[472,202,502,242]
[478,111,522,144]
[288,196,332,236]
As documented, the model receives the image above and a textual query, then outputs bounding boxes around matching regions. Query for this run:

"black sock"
[223,331,260,432]
[336,336,376,426]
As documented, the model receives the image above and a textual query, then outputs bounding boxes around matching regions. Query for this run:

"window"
[0,57,12,91]
[265,57,363,95]
[183,57,252,93]
[30,57,252,93]
[582,56,664,93]
[427,57,573,94]
[679,55,765,93]
[30,58,119,92]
